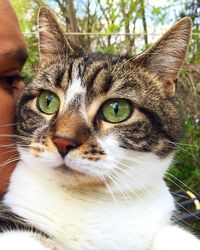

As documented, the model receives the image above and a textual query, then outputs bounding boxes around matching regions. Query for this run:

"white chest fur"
[4,162,175,250]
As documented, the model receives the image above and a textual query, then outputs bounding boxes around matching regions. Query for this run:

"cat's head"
[15,7,191,192]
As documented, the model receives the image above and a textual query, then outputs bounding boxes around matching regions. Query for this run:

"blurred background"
[12,0,200,229]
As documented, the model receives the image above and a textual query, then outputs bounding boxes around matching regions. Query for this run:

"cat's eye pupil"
[46,95,53,106]
[113,103,119,116]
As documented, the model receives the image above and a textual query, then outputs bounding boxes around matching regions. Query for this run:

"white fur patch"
[4,162,175,250]
[64,71,85,107]
[150,225,200,250]
[98,134,173,193]
[0,232,49,250]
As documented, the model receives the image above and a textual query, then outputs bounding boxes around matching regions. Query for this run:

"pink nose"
[53,136,79,157]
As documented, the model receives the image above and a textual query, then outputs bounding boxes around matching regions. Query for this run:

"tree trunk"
[120,2,132,54]
[141,0,148,47]
[66,0,80,44]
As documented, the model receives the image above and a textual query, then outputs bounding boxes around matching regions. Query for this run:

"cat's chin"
[53,164,107,189]
[56,164,87,176]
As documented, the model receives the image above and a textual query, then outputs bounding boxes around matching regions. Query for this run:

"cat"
[0,6,200,250]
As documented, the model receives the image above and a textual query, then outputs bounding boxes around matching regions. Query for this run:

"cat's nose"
[53,136,79,157]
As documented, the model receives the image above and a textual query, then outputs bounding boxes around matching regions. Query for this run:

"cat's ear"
[38,6,75,62]
[134,17,192,94]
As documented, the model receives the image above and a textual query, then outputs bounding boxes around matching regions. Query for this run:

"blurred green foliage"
[168,119,200,194]
[12,0,40,82]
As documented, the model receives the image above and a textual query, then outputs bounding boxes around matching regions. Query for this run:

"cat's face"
[15,7,191,192]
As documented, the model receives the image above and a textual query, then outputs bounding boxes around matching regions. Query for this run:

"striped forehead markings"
[63,58,119,120]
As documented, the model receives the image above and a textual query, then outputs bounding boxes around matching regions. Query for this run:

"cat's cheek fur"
[151,225,200,250]
[98,134,173,192]
[0,231,50,250]
[110,150,173,193]
[18,147,64,169]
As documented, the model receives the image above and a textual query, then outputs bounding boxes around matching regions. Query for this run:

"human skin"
[0,0,27,196]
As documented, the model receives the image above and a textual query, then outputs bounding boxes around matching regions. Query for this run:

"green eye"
[101,99,132,123]
[38,90,60,115]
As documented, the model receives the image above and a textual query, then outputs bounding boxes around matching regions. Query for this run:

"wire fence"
[23,32,200,36]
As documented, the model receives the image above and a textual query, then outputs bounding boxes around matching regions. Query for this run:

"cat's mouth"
[57,164,86,176]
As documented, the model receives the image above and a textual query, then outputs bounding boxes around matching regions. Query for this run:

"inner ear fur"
[134,17,192,94]
[38,6,76,62]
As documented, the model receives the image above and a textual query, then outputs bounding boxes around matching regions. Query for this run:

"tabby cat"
[0,6,200,250]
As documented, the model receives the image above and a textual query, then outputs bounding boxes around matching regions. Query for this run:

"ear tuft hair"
[135,17,192,94]
[38,6,75,62]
